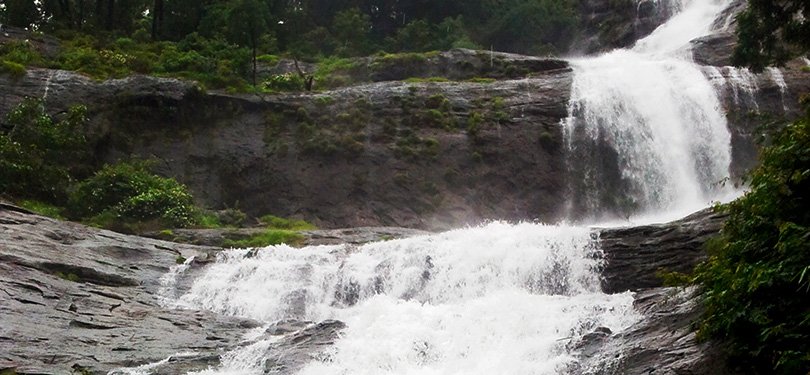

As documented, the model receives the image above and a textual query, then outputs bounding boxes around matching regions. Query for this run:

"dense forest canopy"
[0,0,579,58]
[733,0,810,71]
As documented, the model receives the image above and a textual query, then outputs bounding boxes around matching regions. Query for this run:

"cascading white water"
[124,2,746,374]
[565,0,735,221]
[170,223,638,375]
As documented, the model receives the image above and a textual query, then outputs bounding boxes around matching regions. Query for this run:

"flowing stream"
[128,1,742,374]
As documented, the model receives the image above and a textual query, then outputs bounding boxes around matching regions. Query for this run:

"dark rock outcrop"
[692,32,737,67]
[588,210,742,374]
[598,208,727,294]
[710,59,810,179]
[578,287,738,375]
[573,0,679,54]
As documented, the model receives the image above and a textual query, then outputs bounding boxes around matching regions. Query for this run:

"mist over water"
[126,1,746,374]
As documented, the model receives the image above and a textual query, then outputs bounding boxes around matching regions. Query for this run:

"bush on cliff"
[0,98,89,203]
[68,161,199,230]
[696,102,810,374]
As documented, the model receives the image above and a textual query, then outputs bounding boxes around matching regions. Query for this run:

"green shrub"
[259,214,316,230]
[214,208,247,227]
[0,99,89,202]
[68,161,198,228]
[223,229,305,248]
[195,212,223,228]
[257,54,280,65]
[17,200,65,220]
[404,77,450,83]
[263,73,305,92]
[467,77,496,84]
[0,60,27,78]
[695,106,810,374]
[0,40,43,66]
[314,56,360,89]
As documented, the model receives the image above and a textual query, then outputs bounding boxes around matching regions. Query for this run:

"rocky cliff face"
[573,0,679,54]
[1,1,808,230]
[0,51,574,230]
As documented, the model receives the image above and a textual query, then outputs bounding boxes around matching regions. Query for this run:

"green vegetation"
[404,77,451,83]
[695,105,810,374]
[222,214,315,248]
[68,161,198,230]
[733,0,810,71]
[467,77,497,84]
[0,99,89,203]
[55,271,81,282]
[0,60,27,78]
[259,215,316,230]
[224,229,305,248]
[0,99,224,233]
[17,200,66,220]
[0,0,580,91]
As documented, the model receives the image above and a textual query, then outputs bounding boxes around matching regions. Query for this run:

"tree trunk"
[77,0,85,30]
[252,44,258,87]
[106,0,115,30]
[95,0,103,29]
[151,0,163,40]
[58,0,73,28]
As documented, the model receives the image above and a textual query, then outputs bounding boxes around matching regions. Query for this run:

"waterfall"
[123,1,743,374]
[167,223,638,375]
[565,0,734,222]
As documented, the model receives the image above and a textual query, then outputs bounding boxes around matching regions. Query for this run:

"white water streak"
[156,256,194,307]
[565,0,735,220]
[175,223,639,374]
[766,67,789,112]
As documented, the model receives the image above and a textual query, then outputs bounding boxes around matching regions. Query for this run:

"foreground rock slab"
[598,208,728,293]
[0,205,256,374]
[577,287,738,375]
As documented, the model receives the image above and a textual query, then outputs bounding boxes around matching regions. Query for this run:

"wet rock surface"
[577,287,739,375]
[589,209,742,374]
[709,59,810,180]
[0,205,251,374]
[573,0,678,54]
[691,32,737,67]
[598,208,728,294]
